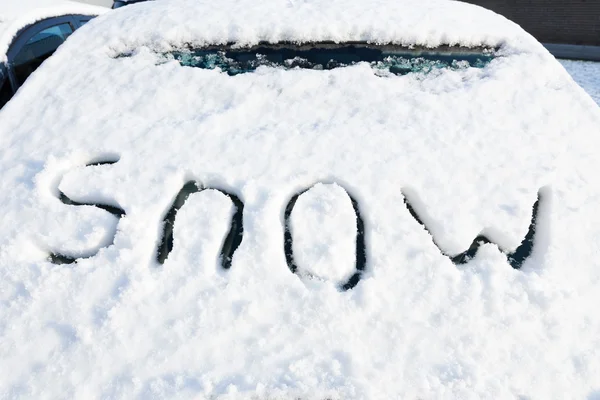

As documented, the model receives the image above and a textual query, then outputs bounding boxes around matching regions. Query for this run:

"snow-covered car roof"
[100,0,543,55]
[1,0,600,398]
[0,0,105,62]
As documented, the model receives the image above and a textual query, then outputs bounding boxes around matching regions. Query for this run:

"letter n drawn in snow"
[156,181,244,268]
[402,190,543,269]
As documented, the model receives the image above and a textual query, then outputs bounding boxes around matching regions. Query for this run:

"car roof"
[1,0,600,398]
[0,0,106,62]
[95,0,544,56]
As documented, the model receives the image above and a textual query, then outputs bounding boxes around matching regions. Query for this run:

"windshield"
[152,43,495,76]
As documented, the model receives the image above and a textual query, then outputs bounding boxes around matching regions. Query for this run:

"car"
[111,0,150,9]
[0,0,599,398]
[0,0,104,110]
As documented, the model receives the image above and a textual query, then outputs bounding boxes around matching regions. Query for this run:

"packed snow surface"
[1,0,600,398]
[559,59,600,106]
[0,0,105,62]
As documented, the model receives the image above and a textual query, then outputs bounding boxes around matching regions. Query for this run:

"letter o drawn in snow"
[284,183,367,291]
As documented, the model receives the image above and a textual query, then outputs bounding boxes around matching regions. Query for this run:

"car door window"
[11,23,74,88]
[78,17,93,26]
[0,76,13,109]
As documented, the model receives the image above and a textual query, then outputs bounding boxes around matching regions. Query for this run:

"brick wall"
[461,0,600,46]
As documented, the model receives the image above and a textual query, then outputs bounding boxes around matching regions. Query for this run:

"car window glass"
[78,17,93,26]
[11,23,74,87]
[147,44,494,76]
[0,76,13,109]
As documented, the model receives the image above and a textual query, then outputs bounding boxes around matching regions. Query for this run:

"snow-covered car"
[0,0,104,109]
[1,0,600,398]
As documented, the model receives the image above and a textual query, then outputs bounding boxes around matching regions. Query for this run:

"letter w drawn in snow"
[402,190,542,269]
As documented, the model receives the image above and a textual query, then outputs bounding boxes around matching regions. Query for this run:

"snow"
[1,0,600,398]
[92,0,544,56]
[559,59,600,106]
[0,0,105,62]
[71,0,112,7]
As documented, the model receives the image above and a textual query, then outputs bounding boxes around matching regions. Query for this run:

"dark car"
[0,3,102,110]
[112,0,151,9]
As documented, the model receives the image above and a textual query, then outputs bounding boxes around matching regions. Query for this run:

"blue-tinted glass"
[12,23,74,86]
[158,45,494,76]
[13,23,73,66]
